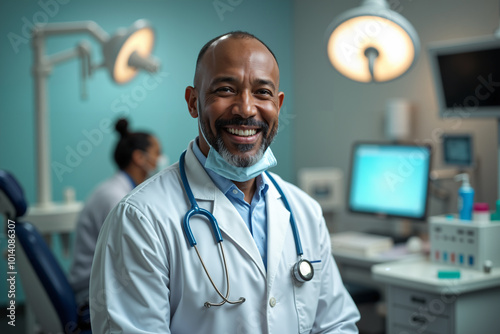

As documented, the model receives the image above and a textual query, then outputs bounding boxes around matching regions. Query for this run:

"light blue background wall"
[0,0,294,306]
[0,0,294,206]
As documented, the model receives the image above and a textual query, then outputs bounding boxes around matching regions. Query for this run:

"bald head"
[193,31,278,88]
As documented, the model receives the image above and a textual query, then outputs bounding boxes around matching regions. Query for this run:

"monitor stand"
[367,218,413,244]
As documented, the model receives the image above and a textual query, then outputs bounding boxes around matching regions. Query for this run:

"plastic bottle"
[472,202,490,224]
[454,173,474,221]
[491,200,500,221]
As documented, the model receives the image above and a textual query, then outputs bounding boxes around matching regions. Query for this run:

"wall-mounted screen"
[428,36,500,118]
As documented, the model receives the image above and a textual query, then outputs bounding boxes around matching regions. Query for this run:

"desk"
[332,243,424,292]
[372,259,500,334]
[332,238,424,334]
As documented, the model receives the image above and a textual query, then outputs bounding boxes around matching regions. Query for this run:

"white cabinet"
[373,259,500,334]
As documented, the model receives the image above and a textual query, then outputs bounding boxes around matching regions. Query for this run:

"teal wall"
[0,0,294,305]
[0,0,294,206]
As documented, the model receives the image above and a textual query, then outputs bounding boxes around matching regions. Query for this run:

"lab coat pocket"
[293,260,323,334]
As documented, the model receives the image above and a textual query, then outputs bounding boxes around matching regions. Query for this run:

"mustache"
[215,117,269,134]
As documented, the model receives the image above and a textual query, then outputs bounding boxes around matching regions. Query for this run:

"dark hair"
[194,31,278,86]
[113,118,152,170]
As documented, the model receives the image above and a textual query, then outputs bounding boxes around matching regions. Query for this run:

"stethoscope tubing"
[180,150,222,246]
[178,149,314,307]
[264,171,303,257]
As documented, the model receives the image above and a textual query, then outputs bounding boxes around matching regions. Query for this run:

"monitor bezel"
[346,141,432,221]
[428,35,500,119]
[442,133,474,167]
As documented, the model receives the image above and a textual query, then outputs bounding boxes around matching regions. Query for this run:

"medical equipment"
[442,134,474,167]
[179,151,314,308]
[347,142,432,221]
[429,214,500,271]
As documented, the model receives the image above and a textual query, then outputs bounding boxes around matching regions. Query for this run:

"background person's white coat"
[69,172,134,303]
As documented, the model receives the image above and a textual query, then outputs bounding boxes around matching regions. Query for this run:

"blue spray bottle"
[454,173,474,221]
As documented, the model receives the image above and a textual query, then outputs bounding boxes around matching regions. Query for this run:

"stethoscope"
[179,150,314,308]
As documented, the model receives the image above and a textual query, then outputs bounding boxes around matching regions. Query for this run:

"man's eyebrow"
[255,79,276,91]
[209,76,237,87]
[209,76,277,91]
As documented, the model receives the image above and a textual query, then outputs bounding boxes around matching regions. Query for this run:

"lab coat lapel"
[265,173,291,288]
[184,143,266,278]
[212,191,266,278]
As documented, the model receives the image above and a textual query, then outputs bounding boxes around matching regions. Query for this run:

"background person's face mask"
[143,153,168,178]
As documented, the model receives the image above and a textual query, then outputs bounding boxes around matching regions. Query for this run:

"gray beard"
[197,102,276,168]
[215,135,265,168]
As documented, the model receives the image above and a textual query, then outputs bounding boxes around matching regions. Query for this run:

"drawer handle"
[410,296,426,304]
[411,315,427,325]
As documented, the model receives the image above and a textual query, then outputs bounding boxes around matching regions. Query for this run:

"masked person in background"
[69,117,163,317]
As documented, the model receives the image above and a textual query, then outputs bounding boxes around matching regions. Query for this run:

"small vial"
[473,203,490,225]
[63,187,76,203]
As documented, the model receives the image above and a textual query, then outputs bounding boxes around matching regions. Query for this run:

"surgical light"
[326,0,420,83]
[103,20,158,84]
[32,19,160,208]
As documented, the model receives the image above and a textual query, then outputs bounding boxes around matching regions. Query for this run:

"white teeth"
[227,128,257,137]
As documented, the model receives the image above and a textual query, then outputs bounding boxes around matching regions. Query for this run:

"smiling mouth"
[226,127,259,137]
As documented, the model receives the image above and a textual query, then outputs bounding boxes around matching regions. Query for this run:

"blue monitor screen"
[348,143,432,220]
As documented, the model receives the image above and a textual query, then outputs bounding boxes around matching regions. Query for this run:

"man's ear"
[277,91,285,116]
[185,86,198,118]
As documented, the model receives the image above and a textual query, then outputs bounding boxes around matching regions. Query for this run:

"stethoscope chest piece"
[292,258,314,283]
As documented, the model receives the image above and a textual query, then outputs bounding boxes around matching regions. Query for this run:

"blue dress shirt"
[192,139,269,269]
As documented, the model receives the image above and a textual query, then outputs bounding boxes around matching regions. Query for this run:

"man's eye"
[215,87,234,93]
[256,89,272,96]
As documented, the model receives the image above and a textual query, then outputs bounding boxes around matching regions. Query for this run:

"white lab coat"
[69,172,133,303]
[90,142,360,333]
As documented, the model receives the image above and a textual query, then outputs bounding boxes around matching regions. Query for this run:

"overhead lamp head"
[326,0,420,83]
[103,19,159,84]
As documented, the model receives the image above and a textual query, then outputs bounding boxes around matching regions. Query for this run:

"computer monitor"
[347,142,432,221]
[442,134,473,167]
[428,35,500,118]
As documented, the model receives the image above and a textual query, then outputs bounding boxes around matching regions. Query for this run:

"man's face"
[188,37,284,167]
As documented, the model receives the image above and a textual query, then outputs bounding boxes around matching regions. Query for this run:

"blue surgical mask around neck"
[205,145,277,182]
[199,118,277,182]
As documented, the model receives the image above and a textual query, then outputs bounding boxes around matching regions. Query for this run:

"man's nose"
[232,90,256,118]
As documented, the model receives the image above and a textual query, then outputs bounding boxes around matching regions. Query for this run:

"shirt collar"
[192,138,269,198]
[121,170,137,188]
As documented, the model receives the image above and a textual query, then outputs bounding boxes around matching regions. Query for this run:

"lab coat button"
[269,297,276,307]
[232,189,238,194]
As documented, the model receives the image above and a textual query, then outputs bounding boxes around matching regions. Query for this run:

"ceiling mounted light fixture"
[326,0,420,83]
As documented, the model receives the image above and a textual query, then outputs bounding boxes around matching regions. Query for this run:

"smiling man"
[90,32,360,333]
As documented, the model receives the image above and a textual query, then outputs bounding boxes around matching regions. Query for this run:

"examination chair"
[0,170,91,334]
